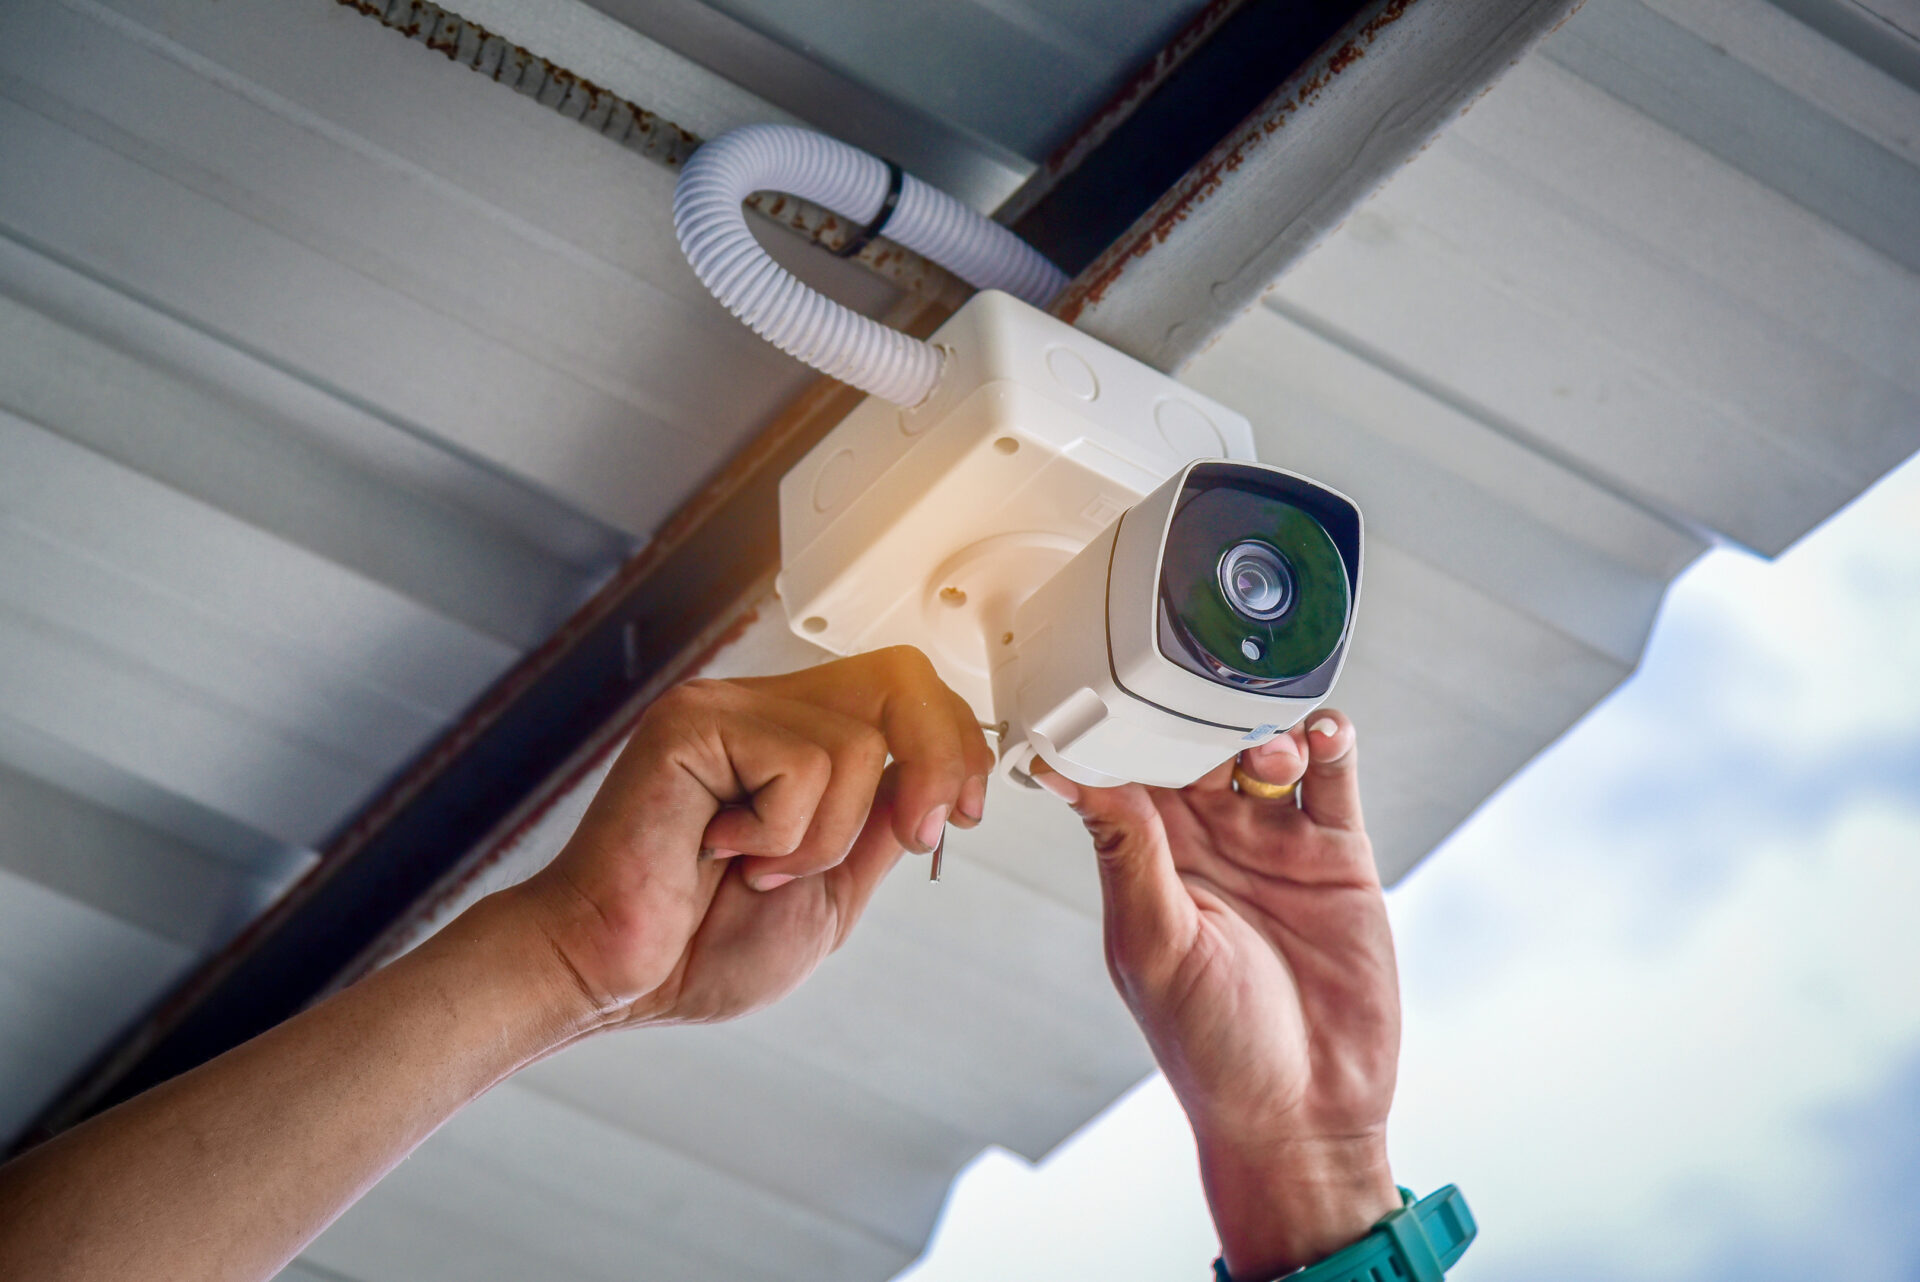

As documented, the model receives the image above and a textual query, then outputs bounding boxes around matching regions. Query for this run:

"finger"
[1237,727,1309,794]
[1031,760,1196,991]
[724,701,890,890]
[1298,710,1364,831]
[870,648,976,854]
[821,791,910,948]
[552,694,821,948]
[739,648,988,855]
[693,712,835,859]
[945,685,995,829]
[650,860,835,1021]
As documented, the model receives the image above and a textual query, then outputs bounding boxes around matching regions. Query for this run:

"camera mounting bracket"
[776,291,1257,730]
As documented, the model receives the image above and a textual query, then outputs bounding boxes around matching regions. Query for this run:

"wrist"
[407,886,621,1068]
[1196,1129,1399,1281]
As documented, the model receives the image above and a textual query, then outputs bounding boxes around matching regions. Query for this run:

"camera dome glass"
[1160,481,1351,684]
[1219,541,1293,620]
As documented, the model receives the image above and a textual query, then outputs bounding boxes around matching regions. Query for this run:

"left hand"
[506,647,994,1032]
[0,649,991,1282]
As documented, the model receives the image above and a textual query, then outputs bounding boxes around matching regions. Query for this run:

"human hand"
[503,647,993,1034]
[0,649,990,1282]
[1032,712,1400,1280]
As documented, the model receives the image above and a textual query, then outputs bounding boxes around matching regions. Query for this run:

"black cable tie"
[835,160,904,258]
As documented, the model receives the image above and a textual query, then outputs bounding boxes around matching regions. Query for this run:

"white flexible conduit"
[673,124,1069,406]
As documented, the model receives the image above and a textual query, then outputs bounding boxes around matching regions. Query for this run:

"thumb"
[1031,760,1195,985]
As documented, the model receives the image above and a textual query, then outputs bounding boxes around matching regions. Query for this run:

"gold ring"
[1232,764,1298,801]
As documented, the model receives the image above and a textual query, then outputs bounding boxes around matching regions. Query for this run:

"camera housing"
[776,290,1362,789]
[995,459,1362,788]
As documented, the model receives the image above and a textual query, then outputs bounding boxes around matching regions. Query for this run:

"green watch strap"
[1211,1185,1475,1282]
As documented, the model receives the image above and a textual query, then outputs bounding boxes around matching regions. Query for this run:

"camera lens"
[1218,541,1293,621]
[1159,477,1351,686]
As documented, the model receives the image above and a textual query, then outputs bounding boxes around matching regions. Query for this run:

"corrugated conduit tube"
[673,124,1069,406]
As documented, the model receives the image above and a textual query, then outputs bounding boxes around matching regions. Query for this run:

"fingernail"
[957,775,987,822]
[915,806,950,852]
[1310,717,1339,738]
[751,873,796,892]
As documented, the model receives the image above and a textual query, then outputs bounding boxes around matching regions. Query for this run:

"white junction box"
[777,290,1257,734]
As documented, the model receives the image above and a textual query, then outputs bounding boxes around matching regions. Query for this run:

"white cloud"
[1676,468,1920,756]
[1385,455,1920,1280]
[1390,799,1920,1281]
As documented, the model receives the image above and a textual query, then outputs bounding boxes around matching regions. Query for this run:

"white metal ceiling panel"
[0,752,291,952]
[518,1025,985,1250]
[1264,3,1920,556]
[0,410,512,841]
[0,867,195,1143]
[1680,0,1920,158]
[0,248,614,650]
[307,1082,911,1282]
[1,0,898,536]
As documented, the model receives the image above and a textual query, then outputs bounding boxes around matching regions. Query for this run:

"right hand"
[507,648,992,1032]
[1032,712,1401,1280]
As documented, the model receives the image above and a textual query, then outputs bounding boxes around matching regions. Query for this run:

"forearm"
[0,886,593,1282]
[1197,1128,1400,1281]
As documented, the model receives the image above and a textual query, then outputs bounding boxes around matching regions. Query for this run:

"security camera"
[672,128,1365,788]
[992,458,1361,788]
[776,290,1363,789]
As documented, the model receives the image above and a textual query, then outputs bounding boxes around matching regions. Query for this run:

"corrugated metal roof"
[1,0,1915,1277]
[0,0,912,1142]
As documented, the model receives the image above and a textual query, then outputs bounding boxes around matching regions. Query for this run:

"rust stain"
[333,0,956,298]
[1054,0,1417,324]
[1036,0,1244,179]
[1549,0,1590,34]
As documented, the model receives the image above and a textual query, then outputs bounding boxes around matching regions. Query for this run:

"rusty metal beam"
[1054,0,1587,373]
[1004,0,1365,278]
[993,0,1257,227]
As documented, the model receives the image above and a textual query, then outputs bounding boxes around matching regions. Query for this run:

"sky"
[896,448,1920,1282]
